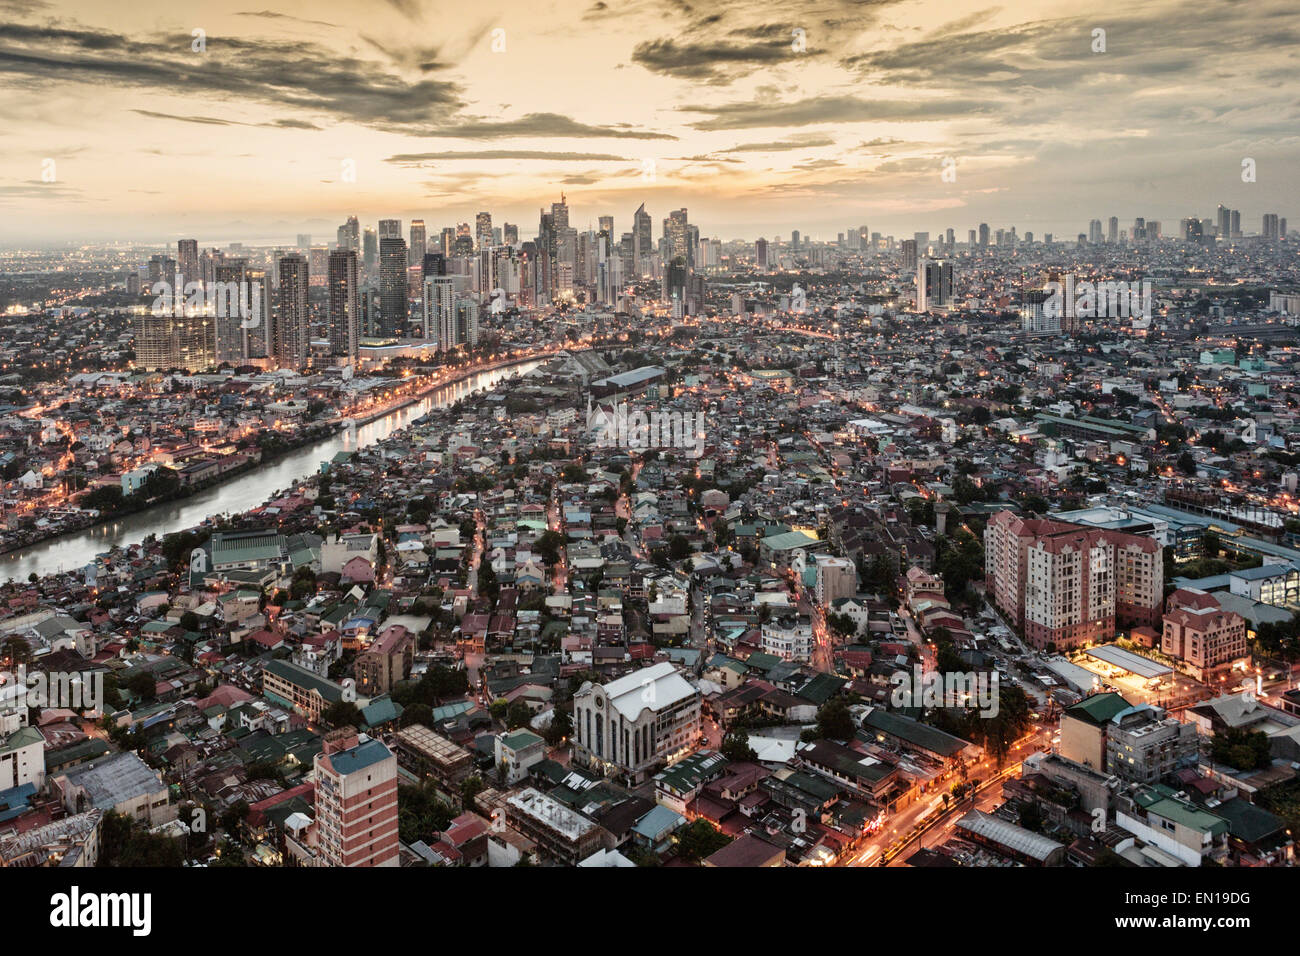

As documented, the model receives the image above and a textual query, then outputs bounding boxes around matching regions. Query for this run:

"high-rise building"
[1088,219,1103,244]
[274,253,309,369]
[296,233,312,250]
[475,212,493,250]
[362,228,378,270]
[985,511,1163,650]
[134,310,216,372]
[378,236,408,337]
[337,216,360,253]
[327,249,361,362]
[1263,213,1281,240]
[378,219,401,239]
[1107,216,1119,243]
[313,731,399,867]
[176,239,199,290]
[755,237,769,270]
[503,222,519,246]
[408,220,426,266]
[423,274,454,345]
[632,203,652,276]
[901,239,917,272]
[456,299,479,348]
[1230,209,1241,238]
[978,222,990,247]
[917,257,954,311]
[1217,204,1231,238]
[212,258,252,364]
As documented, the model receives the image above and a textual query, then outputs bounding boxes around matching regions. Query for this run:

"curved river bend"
[4,360,542,582]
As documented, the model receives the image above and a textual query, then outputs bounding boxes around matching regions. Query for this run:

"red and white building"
[313,731,400,867]
[985,511,1163,650]
[1162,588,1249,682]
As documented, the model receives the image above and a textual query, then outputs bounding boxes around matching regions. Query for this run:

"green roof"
[1064,692,1132,726]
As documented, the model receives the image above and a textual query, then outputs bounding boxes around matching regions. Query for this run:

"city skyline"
[2,0,1299,242]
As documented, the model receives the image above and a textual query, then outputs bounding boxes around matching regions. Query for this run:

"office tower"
[789,229,801,251]
[212,258,249,364]
[274,253,309,369]
[378,237,408,336]
[378,219,401,239]
[1281,218,1288,238]
[422,252,446,281]
[598,215,614,238]
[456,299,479,348]
[363,228,377,270]
[666,256,688,318]
[422,274,454,345]
[913,231,930,253]
[1024,231,1033,244]
[663,209,690,265]
[945,227,955,248]
[176,239,199,291]
[978,222,990,247]
[313,731,399,867]
[917,257,954,311]
[327,249,361,362]
[1088,219,1103,244]
[308,246,329,287]
[1230,209,1241,238]
[408,220,426,266]
[1217,204,1231,238]
[755,237,769,270]
[475,212,493,250]
[296,233,312,250]
[1182,217,1202,242]
[337,216,360,253]
[1263,213,1281,240]
[984,510,1163,650]
[632,203,652,276]
[967,229,977,246]
[901,239,917,272]
[503,222,519,246]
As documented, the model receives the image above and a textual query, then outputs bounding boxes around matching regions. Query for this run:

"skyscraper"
[917,257,954,311]
[632,203,652,276]
[503,222,519,246]
[1263,213,1281,240]
[978,223,990,247]
[363,228,377,271]
[1107,216,1119,243]
[176,239,199,290]
[475,212,493,250]
[378,236,408,337]
[408,220,426,266]
[755,237,769,270]
[423,274,454,345]
[901,239,917,272]
[274,253,309,370]
[378,219,401,239]
[327,248,360,362]
[1089,219,1103,244]
[337,216,360,253]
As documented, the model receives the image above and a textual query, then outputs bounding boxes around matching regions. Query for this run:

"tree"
[506,699,533,730]
[668,534,692,561]
[826,611,857,641]
[674,819,731,863]
[543,707,572,746]
[815,698,856,741]
[721,729,758,762]
[1210,727,1272,771]
[320,700,364,730]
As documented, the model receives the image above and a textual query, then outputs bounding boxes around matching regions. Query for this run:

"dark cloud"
[632,30,796,84]
[682,95,992,130]
[721,135,837,152]
[412,112,676,140]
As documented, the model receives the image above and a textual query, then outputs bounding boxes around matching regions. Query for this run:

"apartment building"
[261,658,346,723]
[761,613,814,662]
[313,731,399,867]
[355,624,414,696]
[1162,588,1249,682]
[572,661,702,783]
[985,511,1162,649]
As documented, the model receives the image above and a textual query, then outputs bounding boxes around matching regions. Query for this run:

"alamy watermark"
[890,665,999,717]
[151,276,262,328]
[7,664,103,712]
[1042,275,1153,320]
[587,398,706,458]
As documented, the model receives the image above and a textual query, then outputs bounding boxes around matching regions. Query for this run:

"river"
[3,359,543,582]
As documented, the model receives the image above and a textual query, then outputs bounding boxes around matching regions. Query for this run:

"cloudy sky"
[1,0,1297,245]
